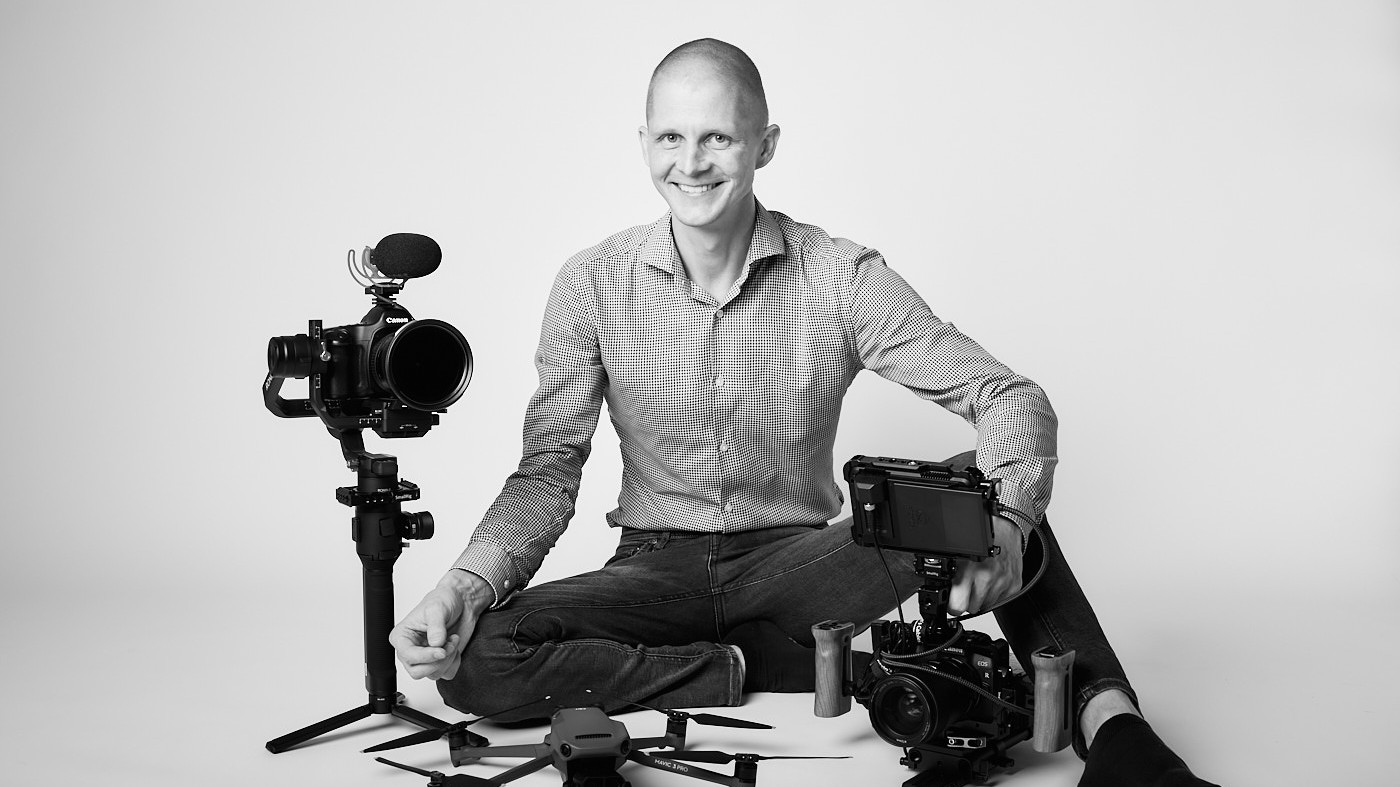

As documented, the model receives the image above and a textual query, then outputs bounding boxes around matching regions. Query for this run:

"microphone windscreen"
[373,233,442,279]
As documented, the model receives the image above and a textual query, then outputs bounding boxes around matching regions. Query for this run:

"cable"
[872,538,907,626]
[880,621,964,661]
[997,504,1035,526]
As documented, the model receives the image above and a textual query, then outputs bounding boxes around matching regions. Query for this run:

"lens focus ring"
[267,334,315,379]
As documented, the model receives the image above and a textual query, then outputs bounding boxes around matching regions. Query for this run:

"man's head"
[640,39,780,236]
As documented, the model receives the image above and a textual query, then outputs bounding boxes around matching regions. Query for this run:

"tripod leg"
[266,702,373,753]
[392,702,450,731]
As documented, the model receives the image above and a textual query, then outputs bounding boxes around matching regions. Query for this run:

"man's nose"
[677,140,708,175]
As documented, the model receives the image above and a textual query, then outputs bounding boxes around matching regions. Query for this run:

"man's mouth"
[674,182,721,195]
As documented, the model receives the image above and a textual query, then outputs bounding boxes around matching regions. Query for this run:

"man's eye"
[708,134,731,149]
[659,134,681,147]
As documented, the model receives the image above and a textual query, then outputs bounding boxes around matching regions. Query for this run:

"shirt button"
[724,502,735,513]
[719,442,729,452]
[715,375,724,388]
[715,309,724,320]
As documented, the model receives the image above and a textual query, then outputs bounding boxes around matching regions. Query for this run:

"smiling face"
[639,64,779,241]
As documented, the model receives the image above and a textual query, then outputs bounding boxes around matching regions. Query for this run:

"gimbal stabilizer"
[261,237,480,753]
[263,430,484,753]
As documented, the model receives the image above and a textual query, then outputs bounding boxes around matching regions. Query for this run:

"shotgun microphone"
[365,233,442,280]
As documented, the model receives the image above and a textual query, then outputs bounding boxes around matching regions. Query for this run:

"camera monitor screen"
[882,480,994,559]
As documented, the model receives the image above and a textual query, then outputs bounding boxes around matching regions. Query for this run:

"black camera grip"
[1031,646,1076,752]
[812,620,854,718]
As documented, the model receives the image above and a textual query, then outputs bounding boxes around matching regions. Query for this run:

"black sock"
[1079,714,1219,787]
[723,621,816,693]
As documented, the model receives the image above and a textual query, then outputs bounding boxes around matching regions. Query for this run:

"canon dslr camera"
[263,232,472,441]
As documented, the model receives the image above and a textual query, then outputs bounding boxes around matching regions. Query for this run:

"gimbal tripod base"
[265,436,459,753]
[266,695,448,753]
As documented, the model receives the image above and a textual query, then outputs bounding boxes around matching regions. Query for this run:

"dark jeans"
[439,456,1136,758]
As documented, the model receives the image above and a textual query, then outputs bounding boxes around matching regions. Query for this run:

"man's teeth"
[676,183,719,195]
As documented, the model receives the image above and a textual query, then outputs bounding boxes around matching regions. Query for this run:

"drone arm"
[485,753,553,785]
[630,734,679,751]
[476,743,553,759]
[628,751,738,787]
[450,742,551,767]
[630,713,691,752]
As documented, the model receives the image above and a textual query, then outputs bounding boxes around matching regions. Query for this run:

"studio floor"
[1,581,1392,786]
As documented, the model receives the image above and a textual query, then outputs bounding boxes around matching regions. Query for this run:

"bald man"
[391,39,1215,787]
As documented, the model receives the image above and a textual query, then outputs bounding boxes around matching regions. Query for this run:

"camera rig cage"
[815,455,1073,787]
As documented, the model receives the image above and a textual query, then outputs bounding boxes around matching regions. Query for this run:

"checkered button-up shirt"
[453,202,1057,602]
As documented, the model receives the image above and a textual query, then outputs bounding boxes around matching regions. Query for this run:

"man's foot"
[723,620,815,692]
[1079,713,1220,787]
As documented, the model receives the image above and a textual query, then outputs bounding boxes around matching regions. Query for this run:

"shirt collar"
[640,199,788,276]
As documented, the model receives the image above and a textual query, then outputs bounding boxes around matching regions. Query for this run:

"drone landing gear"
[266,436,477,753]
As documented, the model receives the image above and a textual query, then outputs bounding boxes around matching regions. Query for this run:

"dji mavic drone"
[367,701,845,787]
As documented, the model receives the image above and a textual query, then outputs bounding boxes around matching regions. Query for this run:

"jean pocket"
[607,529,673,565]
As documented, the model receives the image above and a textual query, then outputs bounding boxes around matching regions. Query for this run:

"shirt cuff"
[991,483,1041,552]
[450,541,519,608]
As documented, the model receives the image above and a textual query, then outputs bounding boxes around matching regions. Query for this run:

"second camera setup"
[814,455,1075,787]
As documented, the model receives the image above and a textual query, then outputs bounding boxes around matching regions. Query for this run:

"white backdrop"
[2,2,1396,785]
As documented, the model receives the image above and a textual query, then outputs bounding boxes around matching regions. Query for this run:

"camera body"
[265,285,472,441]
[815,455,1072,784]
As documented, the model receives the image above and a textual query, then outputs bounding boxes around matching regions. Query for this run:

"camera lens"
[869,665,981,748]
[870,675,935,746]
[374,319,473,411]
[400,511,434,540]
[267,334,315,379]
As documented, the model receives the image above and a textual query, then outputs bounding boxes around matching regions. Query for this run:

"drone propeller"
[626,701,773,730]
[365,695,554,753]
[363,719,486,753]
[656,751,850,765]
[375,756,497,786]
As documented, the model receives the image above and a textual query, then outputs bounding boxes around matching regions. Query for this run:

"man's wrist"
[439,569,495,613]
[992,514,1028,555]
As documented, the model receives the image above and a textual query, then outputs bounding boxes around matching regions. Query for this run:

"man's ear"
[638,126,651,166]
[755,124,781,169]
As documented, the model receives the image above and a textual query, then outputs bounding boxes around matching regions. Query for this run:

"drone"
[367,702,847,787]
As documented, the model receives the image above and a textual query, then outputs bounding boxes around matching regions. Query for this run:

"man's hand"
[389,570,494,681]
[947,515,1024,616]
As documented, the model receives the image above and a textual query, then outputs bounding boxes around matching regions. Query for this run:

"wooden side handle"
[812,620,854,718]
[1031,646,1076,752]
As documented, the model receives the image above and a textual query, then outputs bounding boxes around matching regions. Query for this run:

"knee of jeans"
[437,630,532,716]
[436,666,486,716]
[511,609,569,651]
